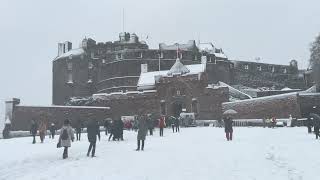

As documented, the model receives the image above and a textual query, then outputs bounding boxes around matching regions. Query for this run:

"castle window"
[271,66,275,73]
[160,100,166,115]
[257,65,262,71]
[180,52,183,59]
[117,53,123,60]
[208,56,212,63]
[67,62,72,71]
[136,52,143,59]
[177,90,181,96]
[67,72,73,84]
[193,55,197,61]
[88,62,93,69]
[244,64,249,70]
[192,99,198,114]
[160,52,164,59]
[283,68,287,74]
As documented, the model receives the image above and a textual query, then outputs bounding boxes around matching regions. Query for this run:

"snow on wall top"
[54,48,85,61]
[137,63,206,90]
[16,105,110,109]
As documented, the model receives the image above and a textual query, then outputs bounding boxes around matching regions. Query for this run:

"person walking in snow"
[30,120,38,144]
[174,116,180,133]
[108,120,115,141]
[75,120,83,141]
[307,115,313,134]
[113,119,124,141]
[38,120,47,143]
[169,116,175,133]
[223,116,233,141]
[104,119,110,135]
[136,115,148,151]
[58,119,75,159]
[310,113,320,139]
[147,115,154,136]
[87,119,101,157]
[49,123,56,139]
[159,116,166,137]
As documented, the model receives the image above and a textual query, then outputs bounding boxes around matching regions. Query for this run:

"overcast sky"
[0,0,320,116]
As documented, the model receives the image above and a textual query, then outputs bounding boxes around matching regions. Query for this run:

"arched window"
[192,98,198,114]
[160,100,166,115]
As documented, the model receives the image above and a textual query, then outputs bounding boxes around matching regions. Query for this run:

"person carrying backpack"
[58,119,75,159]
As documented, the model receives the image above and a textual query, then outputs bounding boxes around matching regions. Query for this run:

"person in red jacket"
[159,116,166,137]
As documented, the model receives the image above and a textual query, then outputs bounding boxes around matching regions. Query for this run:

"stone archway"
[172,101,184,118]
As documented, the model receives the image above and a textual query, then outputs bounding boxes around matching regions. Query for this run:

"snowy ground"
[0,127,319,180]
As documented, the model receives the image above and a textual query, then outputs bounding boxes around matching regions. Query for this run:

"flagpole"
[159,50,161,71]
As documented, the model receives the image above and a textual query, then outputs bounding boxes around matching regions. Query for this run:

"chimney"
[58,43,65,56]
[64,41,72,53]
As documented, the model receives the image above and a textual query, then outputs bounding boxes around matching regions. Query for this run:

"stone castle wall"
[11,103,110,131]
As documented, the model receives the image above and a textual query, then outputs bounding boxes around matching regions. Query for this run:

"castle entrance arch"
[171,98,185,118]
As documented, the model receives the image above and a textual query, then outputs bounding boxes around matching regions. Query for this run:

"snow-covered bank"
[0,127,319,180]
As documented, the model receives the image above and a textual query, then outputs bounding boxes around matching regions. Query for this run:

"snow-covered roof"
[137,63,206,90]
[54,48,85,60]
[198,43,215,53]
[214,53,227,59]
[167,58,190,75]
[16,105,110,109]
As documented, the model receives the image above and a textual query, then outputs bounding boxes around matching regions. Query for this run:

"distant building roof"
[137,62,206,90]
[159,40,197,51]
[54,48,85,61]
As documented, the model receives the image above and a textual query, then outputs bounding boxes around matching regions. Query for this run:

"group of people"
[27,114,183,158]
[169,116,180,133]
[30,120,57,144]
[106,119,124,141]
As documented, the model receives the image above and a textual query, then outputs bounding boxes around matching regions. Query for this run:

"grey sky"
[0,0,320,116]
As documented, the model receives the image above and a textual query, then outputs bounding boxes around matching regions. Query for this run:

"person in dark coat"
[49,123,56,139]
[169,116,175,133]
[174,117,180,133]
[309,113,320,139]
[108,120,115,141]
[113,119,124,141]
[30,120,38,144]
[119,119,124,140]
[307,115,313,134]
[147,115,154,136]
[136,115,148,151]
[87,119,101,157]
[223,116,233,141]
[104,119,110,135]
[75,120,83,141]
